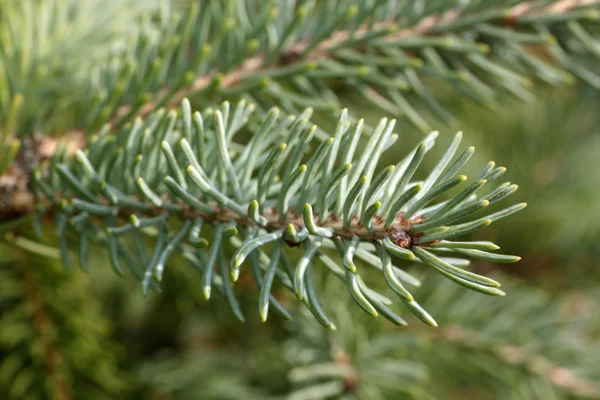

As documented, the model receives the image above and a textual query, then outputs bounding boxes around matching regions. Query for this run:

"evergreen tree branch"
[3,0,595,223]
[127,0,599,122]
[69,0,600,134]
[13,100,525,326]
[0,1,597,397]
[4,0,597,140]
[1,0,597,221]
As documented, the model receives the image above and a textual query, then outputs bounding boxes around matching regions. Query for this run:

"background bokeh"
[1,1,599,399]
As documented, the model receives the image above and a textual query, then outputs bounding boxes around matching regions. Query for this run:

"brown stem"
[42,195,415,247]
[0,132,85,220]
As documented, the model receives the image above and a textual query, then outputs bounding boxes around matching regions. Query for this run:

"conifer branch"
[2,0,598,219]
[89,0,600,131]
[20,99,525,326]
[128,0,597,121]
[3,0,593,141]
[0,1,598,397]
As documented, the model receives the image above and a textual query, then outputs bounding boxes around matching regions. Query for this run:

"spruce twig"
[97,0,600,127]
[18,100,526,325]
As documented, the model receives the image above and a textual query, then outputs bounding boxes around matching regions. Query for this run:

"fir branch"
[21,100,525,326]
[0,1,598,397]
[65,0,600,134]
[2,0,598,213]
[3,0,595,139]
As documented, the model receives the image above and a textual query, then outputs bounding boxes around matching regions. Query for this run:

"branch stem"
[52,196,414,247]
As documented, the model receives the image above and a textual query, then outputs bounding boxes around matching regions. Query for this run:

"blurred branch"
[432,324,597,398]
[0,252,128,398]
[0,132,85,221]
[17,258,72,400]
[284,276,600,399]
[100,0,600,127]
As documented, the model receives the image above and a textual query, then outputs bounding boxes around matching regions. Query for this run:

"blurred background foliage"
[1,0,599,399]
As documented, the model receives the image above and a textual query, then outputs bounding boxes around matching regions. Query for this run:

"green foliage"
[138,350,280,399]
[450,86,600,260]
[3,0,600,135]
[0,248,128,399]
[284,276,599,399]
[1,0,600,399]
[0,0,152,134]
[32,98,524,327]
[131,275,599,399]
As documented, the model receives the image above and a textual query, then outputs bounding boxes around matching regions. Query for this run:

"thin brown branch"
[0,132,86,220]
[37,195,416,248]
